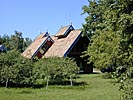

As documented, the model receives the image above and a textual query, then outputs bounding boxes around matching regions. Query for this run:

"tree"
[34,57,79,90]
[0,51,35,88]
[9,31,24,52]
[82,0,133,99]
[13,55,35,86]
[0,31,32,53]
[34,58,53,90]
[23,37,32,51]
[0,51,20,88]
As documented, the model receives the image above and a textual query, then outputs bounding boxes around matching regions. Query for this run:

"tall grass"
[0,73,121,100]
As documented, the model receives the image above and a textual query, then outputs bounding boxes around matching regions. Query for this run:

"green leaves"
[82,0,133,99]
[34,57,79,89]
[0,52,79,89]
[0,51,35,87]
[0,31,32,53]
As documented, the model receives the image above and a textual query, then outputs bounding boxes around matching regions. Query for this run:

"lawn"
[0,73,121,100]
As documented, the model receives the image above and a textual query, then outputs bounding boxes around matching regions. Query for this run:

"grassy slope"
[0,74,121,100]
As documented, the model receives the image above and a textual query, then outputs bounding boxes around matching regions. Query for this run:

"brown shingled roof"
[22,33,49,58]
[43,30,82,57]
[55,25,74,37]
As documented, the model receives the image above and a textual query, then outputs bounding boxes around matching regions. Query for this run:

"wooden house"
[22,25,93,73]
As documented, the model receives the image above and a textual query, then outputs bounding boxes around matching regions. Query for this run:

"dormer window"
[55,25,74,38]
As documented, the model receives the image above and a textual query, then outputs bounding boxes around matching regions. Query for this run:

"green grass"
[0,74,121,100]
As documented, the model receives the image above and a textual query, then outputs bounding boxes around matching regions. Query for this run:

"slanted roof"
[0,45,7,52]
[55,25,74,37]
[22,33,53,58]
[43,30,82,57]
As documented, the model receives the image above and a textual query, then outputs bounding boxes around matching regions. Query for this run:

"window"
[39,48,45,54]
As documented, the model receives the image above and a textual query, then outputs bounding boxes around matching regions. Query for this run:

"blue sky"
[0,0,88,39]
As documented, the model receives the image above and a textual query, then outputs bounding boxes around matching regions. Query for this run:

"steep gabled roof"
[22,25,83,59]
[43,30,82,57]
[22,33,53,58]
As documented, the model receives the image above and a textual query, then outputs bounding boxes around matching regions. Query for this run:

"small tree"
[0,51,19,88]
[57,57,79,86]
[34,57,79,89]
[14,56,35,86]
[34,58,54,90]
[0,51,35,88]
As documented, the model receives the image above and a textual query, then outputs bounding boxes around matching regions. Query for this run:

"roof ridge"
[61,25,71,28]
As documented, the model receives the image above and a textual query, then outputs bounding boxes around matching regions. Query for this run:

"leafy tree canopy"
[34,57,79,89]
[0,51,35,88]
[82,0,133,99]
[0,31,32,53]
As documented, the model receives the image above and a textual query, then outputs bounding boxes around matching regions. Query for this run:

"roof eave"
[64,31,82,57]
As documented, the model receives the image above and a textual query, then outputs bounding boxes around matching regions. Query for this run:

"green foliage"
[0,51,19,87]
[34,57,79,89]
[0,31,32,53]
[0,51,79,89]
[0,51,35,87]
[14,56,35,86]
[82,0,133,99]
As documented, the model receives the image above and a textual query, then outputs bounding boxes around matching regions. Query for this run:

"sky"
[0,0,88,39]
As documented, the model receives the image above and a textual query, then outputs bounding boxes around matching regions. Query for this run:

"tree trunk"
[46,76,49,90]
[5,78,9,89]
[70,76,73,86]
